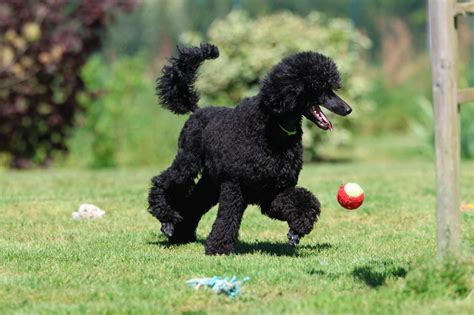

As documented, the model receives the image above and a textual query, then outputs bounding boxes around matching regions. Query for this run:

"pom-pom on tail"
[157,43,219,115]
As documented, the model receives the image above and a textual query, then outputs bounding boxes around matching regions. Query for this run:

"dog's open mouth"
[304,105,333,131]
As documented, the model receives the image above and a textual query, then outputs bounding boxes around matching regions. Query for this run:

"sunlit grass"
[1,159,473,314]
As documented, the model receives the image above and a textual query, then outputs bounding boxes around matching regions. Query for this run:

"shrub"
[460,104,474,159]
[411,97,474,160]
[181,10,373,161]
[67,53,186,168]
[0,0,137,168]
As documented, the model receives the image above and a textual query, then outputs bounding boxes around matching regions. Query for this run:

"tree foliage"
[102,0,427,61]
[182,10,373,160]
[0,0,137,168]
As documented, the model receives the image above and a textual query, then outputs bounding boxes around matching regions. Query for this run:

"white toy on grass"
[72,204,105,219]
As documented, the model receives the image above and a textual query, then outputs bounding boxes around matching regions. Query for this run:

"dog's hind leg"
[148,160,196,236]
[148,115,205,239]
[169,174,219,243]
[264,187,321,247]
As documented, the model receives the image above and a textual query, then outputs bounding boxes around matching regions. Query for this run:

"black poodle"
[148,43,352,255]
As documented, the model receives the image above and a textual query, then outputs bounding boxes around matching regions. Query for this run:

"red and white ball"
[337,183,364,210]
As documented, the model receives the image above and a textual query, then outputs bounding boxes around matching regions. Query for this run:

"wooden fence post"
[429,0,461,257]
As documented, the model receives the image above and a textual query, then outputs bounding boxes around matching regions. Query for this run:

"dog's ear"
[259,77,304,116]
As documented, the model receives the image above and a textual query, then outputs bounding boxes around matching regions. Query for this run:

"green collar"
[278,124,297,136]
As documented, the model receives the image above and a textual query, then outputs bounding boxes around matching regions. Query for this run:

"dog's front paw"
[287,229,300,247]
[161,222,174,238]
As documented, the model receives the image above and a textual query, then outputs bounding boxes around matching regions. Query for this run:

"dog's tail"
[157,43,219,115]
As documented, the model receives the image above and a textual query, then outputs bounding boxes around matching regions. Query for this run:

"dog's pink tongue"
[315,106,333,130]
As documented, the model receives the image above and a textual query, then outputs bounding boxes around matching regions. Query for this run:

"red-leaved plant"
[0,0,138,168]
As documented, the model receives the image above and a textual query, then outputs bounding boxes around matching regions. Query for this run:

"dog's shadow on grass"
[147,235,332,257]
[236,241,332,256]
[147,239,206,248]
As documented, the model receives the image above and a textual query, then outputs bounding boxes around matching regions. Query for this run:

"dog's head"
[259,52,351,131]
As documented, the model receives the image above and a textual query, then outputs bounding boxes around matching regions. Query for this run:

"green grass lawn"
[1,159,473,314]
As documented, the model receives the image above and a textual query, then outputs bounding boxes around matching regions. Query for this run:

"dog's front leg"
[270,187,321,247]
[205,181,246,255]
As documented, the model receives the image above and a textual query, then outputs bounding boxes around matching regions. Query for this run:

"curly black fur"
[157,43,219,114]
[148,43,350,255]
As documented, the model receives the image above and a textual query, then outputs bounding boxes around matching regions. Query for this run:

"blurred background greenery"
[1,0,474,169]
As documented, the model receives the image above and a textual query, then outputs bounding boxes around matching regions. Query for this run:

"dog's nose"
[345,107,352,115]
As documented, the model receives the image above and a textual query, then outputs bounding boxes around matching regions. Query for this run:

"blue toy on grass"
[186,276,250,297]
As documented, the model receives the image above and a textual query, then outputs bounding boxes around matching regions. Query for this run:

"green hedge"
[181,10,373,160]
[66,53,186,168]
